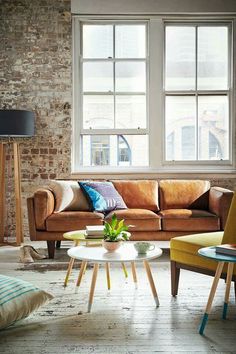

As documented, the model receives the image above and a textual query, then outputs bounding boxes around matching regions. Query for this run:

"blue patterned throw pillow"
[79,183,107,212]
[79,181,127,212]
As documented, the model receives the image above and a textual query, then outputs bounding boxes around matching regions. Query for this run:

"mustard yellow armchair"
[170,192,236,297]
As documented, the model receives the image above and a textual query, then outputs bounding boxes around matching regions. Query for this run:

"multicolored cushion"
[79,181,127,212]
[0,275,53,330]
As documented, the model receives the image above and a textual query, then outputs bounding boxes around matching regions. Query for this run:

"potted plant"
[103,214,131,252]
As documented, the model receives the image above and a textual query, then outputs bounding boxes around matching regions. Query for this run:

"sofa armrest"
[209,187,234,230]
[33,189,55,230]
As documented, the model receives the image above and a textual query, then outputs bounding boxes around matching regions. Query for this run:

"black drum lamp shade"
[0,110,35,137]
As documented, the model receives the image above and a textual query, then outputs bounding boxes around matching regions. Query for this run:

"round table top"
[67,243,163,263]
[198,246,236,263]
[63,230,102,242]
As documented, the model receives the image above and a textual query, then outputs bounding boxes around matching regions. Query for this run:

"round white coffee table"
[68,243,162,312]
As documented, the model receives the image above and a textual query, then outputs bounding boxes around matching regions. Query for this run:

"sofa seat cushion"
[105,209,161,231]
[170,232,236,275]
[160,209,220,232]
[46,211,104,232]
[111,180,159,211]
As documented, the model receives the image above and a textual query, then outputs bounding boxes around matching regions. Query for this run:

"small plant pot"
[102,240,121,252]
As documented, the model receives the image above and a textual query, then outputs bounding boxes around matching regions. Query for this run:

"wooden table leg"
[64,257,75,287]
[143,260,159,307]
[223,262,234,319]
[131,261,137,288]
[199,261,224,335]
[106,262,111,290]
[88,263,99,313]
[121,262,128,278]
[64,240,80,287]
[75,261,87,292]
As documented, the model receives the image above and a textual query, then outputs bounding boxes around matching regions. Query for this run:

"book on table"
[85,225,104,239]
[215,244,236,256]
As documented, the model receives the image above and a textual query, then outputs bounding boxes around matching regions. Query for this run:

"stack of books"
[85,225,104,239]
[215,244,236,256]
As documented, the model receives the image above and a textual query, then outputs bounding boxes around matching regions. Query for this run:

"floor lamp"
[0,110,35,246]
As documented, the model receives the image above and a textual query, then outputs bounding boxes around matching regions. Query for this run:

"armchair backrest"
[222,192,236,244]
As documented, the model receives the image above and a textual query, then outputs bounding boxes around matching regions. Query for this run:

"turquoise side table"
[198,246,236,335]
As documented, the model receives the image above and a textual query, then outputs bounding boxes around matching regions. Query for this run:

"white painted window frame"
[72,16,235,174]
[163,21,233,166]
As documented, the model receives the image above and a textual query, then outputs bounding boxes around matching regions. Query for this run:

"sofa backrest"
[111,180,159,211]
[159,180,210,210]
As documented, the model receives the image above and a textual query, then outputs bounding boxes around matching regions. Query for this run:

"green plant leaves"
[103,214,130,242]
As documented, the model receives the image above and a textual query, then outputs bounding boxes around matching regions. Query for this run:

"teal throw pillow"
[79,182,107,212]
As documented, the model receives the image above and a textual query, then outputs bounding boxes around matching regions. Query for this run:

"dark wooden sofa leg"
[47,241,56,259]
[171,261,180,297]
[56,241,61,249]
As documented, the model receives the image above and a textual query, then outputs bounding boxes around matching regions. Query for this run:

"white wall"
[71,0,236,15]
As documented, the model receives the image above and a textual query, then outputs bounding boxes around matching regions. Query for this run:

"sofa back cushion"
[159,180,210,210]
[49,180,90,212]
[111,180,159,211]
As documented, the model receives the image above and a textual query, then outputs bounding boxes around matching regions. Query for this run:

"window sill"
[71,167,236,179]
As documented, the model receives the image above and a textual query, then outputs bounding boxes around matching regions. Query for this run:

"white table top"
[67,243,163,263]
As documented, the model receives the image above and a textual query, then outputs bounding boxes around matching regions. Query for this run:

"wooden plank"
[13,142,23,245]
[0,142,6,243]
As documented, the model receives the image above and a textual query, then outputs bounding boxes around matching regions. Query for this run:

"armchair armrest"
[209,187,234,230]
[33,188,55,230]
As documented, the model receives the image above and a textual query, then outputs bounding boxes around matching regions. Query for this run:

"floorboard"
[0,241,235,353]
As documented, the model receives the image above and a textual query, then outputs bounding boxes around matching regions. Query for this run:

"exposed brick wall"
[0,0,71,238]
[1,0,236,241]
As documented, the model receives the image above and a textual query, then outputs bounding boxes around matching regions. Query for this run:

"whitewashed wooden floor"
[0,242,236,353]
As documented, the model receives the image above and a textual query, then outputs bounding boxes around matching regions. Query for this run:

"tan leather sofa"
[27,180,233,258]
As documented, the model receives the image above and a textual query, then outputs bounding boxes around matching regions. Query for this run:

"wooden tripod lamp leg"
[0,143,6,243]
[13,142,23,245]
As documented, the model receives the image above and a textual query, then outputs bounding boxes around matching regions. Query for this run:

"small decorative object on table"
[215,244,236,256]
[85,225,104,238]
[134,242,155,254]
[102,214,131,252]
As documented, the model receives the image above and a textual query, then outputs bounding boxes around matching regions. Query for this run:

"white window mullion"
[113,24,116,129]
[81,129,148,135]
[72,17,82,172]
[149,19,164,169]
[195,25,198,160]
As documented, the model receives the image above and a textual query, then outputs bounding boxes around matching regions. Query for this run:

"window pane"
[198,95,229,160]
[165,26,195,90]
[121,135,148,166]
[115,95,146,128]
[83,25,113,59]
[83,95,114,129]
[115,25,146,58]
[116,62,146,92]
[83,62,113,92]
[118,135,131,166]
[82,135,111,166]
[81,135,148,166]
[165,96,196,160]
[198,27,228,90]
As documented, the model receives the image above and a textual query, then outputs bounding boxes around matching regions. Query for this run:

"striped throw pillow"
[0,275,53,330]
